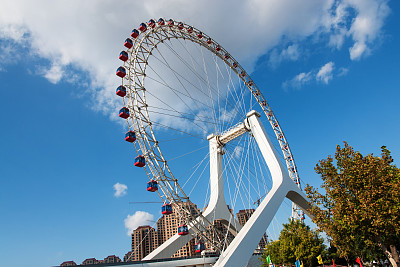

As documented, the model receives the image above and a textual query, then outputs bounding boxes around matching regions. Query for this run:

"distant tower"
[131,225,159,261]
[236,209,268,250]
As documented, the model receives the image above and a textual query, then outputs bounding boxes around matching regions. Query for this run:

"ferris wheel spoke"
[165,37,245,126]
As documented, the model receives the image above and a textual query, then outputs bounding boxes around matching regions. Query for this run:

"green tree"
[260,219,325,266]
[305,142,400,266]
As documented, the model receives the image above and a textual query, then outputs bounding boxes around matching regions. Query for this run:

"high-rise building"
[157,202,199,258]
[130,225,159,261]
[236,209,268,250]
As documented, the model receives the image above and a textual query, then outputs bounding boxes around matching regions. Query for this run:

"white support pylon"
[214,110,312,267]
[144,110,312,265]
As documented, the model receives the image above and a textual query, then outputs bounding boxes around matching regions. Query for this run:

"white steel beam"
[214,110,312,267]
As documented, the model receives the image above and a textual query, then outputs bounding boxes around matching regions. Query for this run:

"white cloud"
[324,0,390,60]
[113,182,127,198]
[283,71,313,89]
[43,62,64,84]
[269,44,300,67]
[284,61,342,89]
[316,61,335,84]
[124,211,154,236]
[0,0,390,115]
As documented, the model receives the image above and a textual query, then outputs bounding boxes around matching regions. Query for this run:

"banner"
[266,255,271,265]
[317,255,323,265]
[356,257,363,267]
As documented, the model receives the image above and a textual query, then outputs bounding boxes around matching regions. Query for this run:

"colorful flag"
[333,259,335,267]
[356,257,363,267]
[317,255,323,265]
[295,259,301,267]
[266,255,271,265]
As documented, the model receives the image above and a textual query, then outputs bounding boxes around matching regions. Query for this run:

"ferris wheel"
[115,18,309,266]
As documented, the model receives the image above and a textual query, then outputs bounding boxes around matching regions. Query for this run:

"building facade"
[130,225,159,261]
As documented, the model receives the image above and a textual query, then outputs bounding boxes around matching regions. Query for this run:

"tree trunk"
[389,244,400,267]
[375,236,399,267]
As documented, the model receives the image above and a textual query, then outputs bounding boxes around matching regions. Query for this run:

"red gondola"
[125,130,136,142]
[274,123,278,128]
[178,224,189,235]
[248,81,254,86]
[206,38,212,44]
[147,180,158,192]
[161,203,173,215]
[131,29,139,38]
[301,214,305,220]
[187,26,193,33]
[224,53,230,59]
[139,23,147,32]
[148,19,156,28]
[124,38,133,49]
[215,45,221,51]
[119,107,129,119]
[116,85,127,97]
[262,101,267,106]
[268,111,273,117]
[158,18,165,26]
[167,19,174,26]
[197,31,203,39]
[195,242,205,253]
[178,22,184,30]
[255,89,260,96]
[232,62,238,68]
[134,155,146,167]
[240,71,246,77]
[116,66,126,78]
[119,51,128,62]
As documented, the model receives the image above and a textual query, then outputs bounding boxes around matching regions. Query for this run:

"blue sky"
[1,0,399,266]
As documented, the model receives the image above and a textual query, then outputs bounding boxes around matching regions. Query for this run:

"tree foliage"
[305,142,400,266]
[260,219,325,267]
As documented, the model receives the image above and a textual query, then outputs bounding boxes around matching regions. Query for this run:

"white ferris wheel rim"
[118,18,302,252]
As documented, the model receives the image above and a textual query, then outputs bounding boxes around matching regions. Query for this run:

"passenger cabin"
[178,224,189,235]
[197,32,203,39]
[131,29,139,38]
[240,71,246,77]
[116,67,126,78]
[232,62,238,68]
[124,38,133,49]
[195,242,205,253]
[167,19,174,26]
[119,51,128,62]
[248,81,254,86]
[148,19,156,28]
[158,18,165,25]
[134,155,146,167]
[215,45,221,51]
[125,131,136,142]
[224,53,230,59]
[139,23,147,32]
[161,204,173,215]
[119,107,129,119]
[206,38,212,44]
[187,26,193,33]
[147,180,158,192]
[116,85,126,97]
[178,22,184,30]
